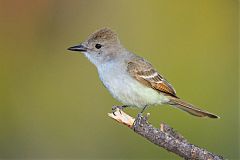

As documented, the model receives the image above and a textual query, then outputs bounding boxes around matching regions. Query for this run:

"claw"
[113,111,116,116]
[112,105,127,115]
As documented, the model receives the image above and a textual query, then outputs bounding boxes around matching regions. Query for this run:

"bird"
[68,27,219,118]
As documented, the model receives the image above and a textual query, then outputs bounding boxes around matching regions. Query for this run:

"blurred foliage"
[0,0,238,159]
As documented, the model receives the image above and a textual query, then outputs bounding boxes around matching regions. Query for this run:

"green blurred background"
[0,0,239,159]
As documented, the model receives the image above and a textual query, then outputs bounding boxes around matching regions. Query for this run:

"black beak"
[67,44,87,52]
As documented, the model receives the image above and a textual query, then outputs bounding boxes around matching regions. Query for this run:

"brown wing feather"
[127,58,177,97]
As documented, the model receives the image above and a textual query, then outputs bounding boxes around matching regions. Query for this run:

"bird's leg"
[140,105,148,114]
[133,105,148,130]
[112,105,128,115]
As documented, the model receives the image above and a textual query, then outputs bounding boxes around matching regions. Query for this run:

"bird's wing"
[127,57,177,97]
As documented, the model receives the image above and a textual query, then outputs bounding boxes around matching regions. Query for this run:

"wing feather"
[127,58,177,97]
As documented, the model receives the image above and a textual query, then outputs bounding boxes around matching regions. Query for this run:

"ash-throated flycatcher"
[68,28,219,118]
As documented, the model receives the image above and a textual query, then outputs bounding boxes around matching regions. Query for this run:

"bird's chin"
[83,53,100,66]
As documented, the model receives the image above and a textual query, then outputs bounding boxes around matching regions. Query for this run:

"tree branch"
[108,108,224,160]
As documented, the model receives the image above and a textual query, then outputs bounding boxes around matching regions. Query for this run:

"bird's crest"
[88,27,118,43]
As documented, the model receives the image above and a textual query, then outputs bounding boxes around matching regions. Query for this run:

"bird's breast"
[97,62,169,108]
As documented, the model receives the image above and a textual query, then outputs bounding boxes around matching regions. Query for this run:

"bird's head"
[68,27,124,66]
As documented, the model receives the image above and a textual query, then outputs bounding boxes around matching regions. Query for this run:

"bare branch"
[108,108,224,160]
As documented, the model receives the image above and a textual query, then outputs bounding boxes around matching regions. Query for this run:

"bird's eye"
[95,44,102,49]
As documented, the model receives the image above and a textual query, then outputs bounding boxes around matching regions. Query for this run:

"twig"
[108,108,224,160]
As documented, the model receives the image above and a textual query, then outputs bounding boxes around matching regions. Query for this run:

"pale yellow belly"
[102,73,169,108]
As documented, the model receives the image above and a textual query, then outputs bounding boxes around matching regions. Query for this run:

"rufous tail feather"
[168,97,219,118]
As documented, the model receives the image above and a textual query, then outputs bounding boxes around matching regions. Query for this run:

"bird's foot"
[132,113,141,129]
[132,106,147,127]
[112,105,127,115]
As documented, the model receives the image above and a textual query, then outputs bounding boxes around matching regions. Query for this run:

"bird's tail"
[168,97,219,118]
